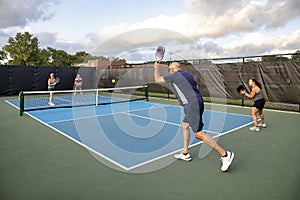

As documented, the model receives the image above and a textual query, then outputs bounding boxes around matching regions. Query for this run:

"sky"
[0,0,299,62]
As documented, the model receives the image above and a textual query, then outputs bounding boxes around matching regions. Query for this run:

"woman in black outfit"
[240,78,267,132]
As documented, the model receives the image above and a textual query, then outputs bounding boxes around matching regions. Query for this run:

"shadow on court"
[0,97,299,200]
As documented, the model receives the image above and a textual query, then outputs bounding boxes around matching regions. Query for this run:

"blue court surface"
[7,99,253,170]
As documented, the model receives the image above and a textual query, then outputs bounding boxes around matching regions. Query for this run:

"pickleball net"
[19,85,149,115]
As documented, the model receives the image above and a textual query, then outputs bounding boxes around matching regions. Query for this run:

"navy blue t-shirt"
[163,70,203,105]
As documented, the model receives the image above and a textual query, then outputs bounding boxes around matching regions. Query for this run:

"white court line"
[5,99,253,171]
[205,101,300,115]
[5,100,20,110]
[27,111,129,170]
[48,105,252,171]
[126,118,254,171]
[121,111,224,136]
[47,104,173,124]
[48,102,252,124]
[150,97,300,114]
[47,104,244,136]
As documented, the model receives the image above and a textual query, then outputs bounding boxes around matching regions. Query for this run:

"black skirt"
[253,98,266,110]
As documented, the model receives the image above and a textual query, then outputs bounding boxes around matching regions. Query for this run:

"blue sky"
[0,0,299,62]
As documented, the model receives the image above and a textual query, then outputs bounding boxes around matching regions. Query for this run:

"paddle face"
[54,77,60,85]
[236,85,245,93]
[155,46,165,61]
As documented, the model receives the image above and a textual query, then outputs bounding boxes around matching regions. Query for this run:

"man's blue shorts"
[183,98,204,133]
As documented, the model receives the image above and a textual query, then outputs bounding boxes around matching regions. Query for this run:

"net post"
[95,89,99,106]
[145,85,149,101]
[19,91,24,116]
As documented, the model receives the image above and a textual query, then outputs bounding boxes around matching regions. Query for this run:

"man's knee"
[195,131,206,140]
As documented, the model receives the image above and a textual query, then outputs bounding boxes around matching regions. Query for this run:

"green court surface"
[0,96,299,200]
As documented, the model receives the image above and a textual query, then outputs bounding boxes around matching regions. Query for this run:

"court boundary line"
[5,97,299,115]
[150,97,300,115]
[47,104,173,124]
[5,99,130,170]
[5,99,253,171]
[25,108,130,170]
[38,110,253,171]
[45,104,252,137]
[126,118,254,170]
[120,111,227,136]
[207,102,300,114]
[47,102,252,124]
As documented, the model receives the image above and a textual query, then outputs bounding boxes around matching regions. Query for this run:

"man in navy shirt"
[154,61,234,172]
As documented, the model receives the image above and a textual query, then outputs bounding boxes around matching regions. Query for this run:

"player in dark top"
[154,61,234,172]
[240,78,267,131]
[48,73,56,106]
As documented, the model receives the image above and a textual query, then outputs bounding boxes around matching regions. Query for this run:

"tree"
[70,51,90,64]
[291,50,300,61]
[3,32,40,66]
[261,55,289,62]
[1,31,127,66]
[0,50,6,64]
[37,48,51,66]
[47,47,72,66]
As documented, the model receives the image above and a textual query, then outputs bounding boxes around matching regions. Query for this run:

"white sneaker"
[258,123,267,128]
[249,126,260,132]
[49,103,55,106]
[174,152,192,161]
[221,151,234,172]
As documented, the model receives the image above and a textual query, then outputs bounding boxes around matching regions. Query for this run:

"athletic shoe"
[49,103,55,106]
[174,152,192,161]
[221,151,235,172]
[249,126,260,132]
[258,123,267,128]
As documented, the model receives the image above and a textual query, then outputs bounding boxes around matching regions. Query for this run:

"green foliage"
[0,31,124,67]
[291,50,300,61]
[0,49,6,61]
[70,51,90,63]
[0,32,99,66]
[262,55,290,62]
[37,48,51,66]
[46,47,71,66]
[1,31,296,67]
[3,32,40,66]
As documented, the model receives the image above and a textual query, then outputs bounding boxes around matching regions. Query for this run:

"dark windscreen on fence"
[1,61,299,108]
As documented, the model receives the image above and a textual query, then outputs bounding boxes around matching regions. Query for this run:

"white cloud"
[0,0,60,29]
[0,0,63,49]
[90,0,299,48]
[0,0,299,61]
[34,32,85,54]
[264,0,300,28]
[221,29,300,57]
[84,0,300,60]
[277,29,300,51]
[95,0,299,40]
